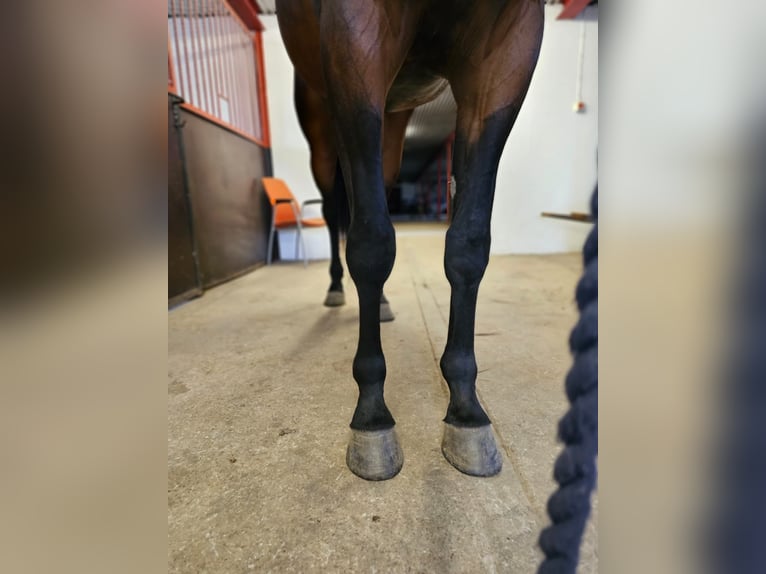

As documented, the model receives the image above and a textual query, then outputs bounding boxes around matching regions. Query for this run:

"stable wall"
[491,6,598,254]
[179,107,272,285]
[168,94,273,302]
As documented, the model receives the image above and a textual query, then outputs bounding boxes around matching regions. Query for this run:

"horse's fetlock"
[440,350,477,385]
[353,353,386,385]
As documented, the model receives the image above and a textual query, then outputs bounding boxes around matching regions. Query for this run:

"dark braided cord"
[707,143,766,574]
[538,188,598,574]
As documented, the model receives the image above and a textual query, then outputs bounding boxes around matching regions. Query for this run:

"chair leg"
[267,211,276,265]
[297,224,308,268]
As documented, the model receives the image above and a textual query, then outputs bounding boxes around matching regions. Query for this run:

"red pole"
[446,133,453,222]
[200,0,220,118]
[436,152,442,221]
[426,173,431,218]
[216,0,236,125]
[190,0,208,111]
[168,38,177,93]
[208,0,226,120]
[176,0,194,101]
[223,14,243,128]
[254,31,271,146]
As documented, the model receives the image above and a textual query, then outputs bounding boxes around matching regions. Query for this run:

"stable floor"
[168,224,598,573]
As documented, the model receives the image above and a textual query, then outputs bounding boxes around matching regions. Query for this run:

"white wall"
[491,6,598,254]
[261,6,598,259]
[261,15,330,260]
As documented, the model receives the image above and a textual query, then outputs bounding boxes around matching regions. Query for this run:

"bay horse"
[277,0,544,480]
[293,57,402,323]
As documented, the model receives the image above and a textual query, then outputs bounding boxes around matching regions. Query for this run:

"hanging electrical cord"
[573,17,587,113]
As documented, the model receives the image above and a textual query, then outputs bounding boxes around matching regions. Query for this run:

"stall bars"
[168,0,270,147]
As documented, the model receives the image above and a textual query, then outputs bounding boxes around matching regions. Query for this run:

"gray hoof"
[346,428,403,481]
[324,290,346,307]
[379,301,395,322]
[441,423,502,477]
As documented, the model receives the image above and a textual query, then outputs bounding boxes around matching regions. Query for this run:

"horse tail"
[538,187,598,574]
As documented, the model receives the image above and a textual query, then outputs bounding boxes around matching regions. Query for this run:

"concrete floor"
[169,224,598,573]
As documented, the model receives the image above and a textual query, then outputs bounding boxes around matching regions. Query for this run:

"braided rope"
[538,188,598,574]
[708,166,766,573]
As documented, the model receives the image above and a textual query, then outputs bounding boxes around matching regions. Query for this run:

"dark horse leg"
[323,163,347,306]
[295,72,407,319]
[294,74,346,306]
[440,1,543,476]
[319,1,416,480]
[378,108,413,323]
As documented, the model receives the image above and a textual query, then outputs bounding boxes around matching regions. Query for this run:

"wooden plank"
[541,211,593,223]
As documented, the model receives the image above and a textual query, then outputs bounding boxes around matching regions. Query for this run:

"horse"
[292,55,404,323]
[276,0,544,480]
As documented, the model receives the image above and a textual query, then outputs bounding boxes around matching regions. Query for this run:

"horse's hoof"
[346,427,403,481]
[324,290,346,307]
[441,423,502,477]
[379,301,395,322]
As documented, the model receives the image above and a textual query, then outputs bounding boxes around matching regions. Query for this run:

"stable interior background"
[169,2,598,572]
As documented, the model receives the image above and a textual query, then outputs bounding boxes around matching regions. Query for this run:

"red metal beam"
[557,0,592,20]
[180,102,269,148]
[227,0,264,31]
[254,32,271,146]
[436,152,442,220]
[168,37,177,94]
[445,132,453,221]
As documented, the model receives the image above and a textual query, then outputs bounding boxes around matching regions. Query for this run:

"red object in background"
[167,0,270,147]
[227,0,264,31]
[445,133,453,221]
[436,152,442,219]
[168,38,177,92]
[557,0,592,20]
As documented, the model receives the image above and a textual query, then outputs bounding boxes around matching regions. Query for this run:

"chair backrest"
[263,177,298,226]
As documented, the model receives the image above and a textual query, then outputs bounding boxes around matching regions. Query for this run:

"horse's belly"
[386,65,449,113]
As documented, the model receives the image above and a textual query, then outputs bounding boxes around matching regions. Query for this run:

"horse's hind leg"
[439,109,512,477]
[377,108,413,323]
[440,2,543,476]
[319,2,416,480]
[323,163,346,306]
[294,74,346,306]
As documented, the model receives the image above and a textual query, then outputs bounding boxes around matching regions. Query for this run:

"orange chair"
[262,177,326,266]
